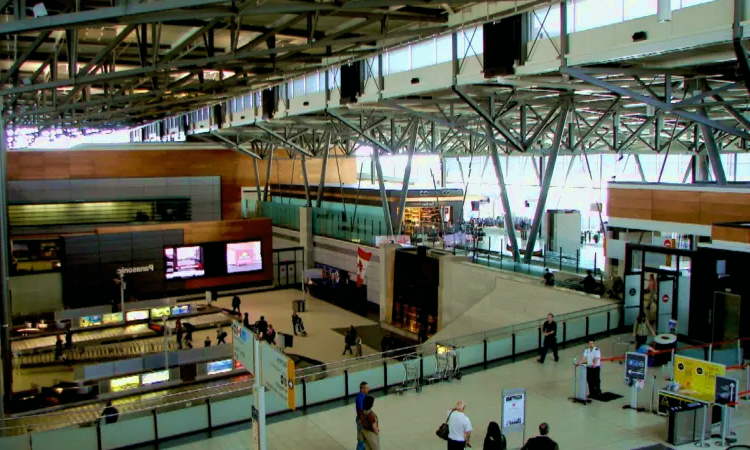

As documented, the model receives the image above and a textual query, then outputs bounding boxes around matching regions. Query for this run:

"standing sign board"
[501,388,527,442]
[625,352,647,382]
[674,355,726,400]
[715,375,738,406]
[232,321,255,373]
[261,341,296,410]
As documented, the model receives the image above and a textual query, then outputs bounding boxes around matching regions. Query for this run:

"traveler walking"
[231,295,241,315]
[216,327,227,345]
[264,324,276,345]
[355,382,369,450]
[446,401,472,449]
[256,315,268,338]
[54,335,63,361]
[360,395,380,450]
[184,322,194,349]
[633,311,655,349]
[482,421,506,450]
[542,268,554,287]
[520,423,558,450]
[175,319,183,349]
[243,312,251,329]
[538,314,559,363]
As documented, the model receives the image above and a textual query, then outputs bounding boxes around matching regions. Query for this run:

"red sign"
[662,294,669,303]
[664,239,672,248]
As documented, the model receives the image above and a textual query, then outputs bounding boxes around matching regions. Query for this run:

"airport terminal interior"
[1,0,750,449]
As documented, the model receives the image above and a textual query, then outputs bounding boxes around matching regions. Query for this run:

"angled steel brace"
[373,146,394,237]
[571,100,619,151]
[395,123,419,235]
[697,108,728,185]
[210,131,261,159]
[524,101,570,263]
[487,122,521,262]
[327,109,394,154]
[316,131,331,208]
[524,105,560,150]
[453,85,525,152]
[301,155,311,207]
[562,66,750,141]
[634,155,647,182]
[255,123,313,157]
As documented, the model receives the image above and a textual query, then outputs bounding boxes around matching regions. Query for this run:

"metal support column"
[395,124,418,235]
[301,155,311,207]
[373,148,394,237]
[487,122,521,262]
[263,152,273,202]
[697,109,728,185]
[316,132,331,208]
[524,101,570,263]
[252,158,262,202]
[0,114,11,417]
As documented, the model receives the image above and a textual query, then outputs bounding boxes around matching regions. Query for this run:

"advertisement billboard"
[125,310,149,322]
[207,359,234,375]
[110,375,140,392]
[79,315,103,328]
[165,246,205,279]
[226,241,263,274]
[102,312,123,325]
[141,370,170,386]
[151,306,171,318]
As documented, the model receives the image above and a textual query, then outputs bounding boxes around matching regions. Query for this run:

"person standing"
[65,323,73,350]
[243,312,251,330]
[264,324,276,345]
[343,330,354,355]
[521,423,558,450]
[175,319,183,350]
[538,314,559,363]
[633,311,655,349]
[256,315,268,338]
[101,401,119,425]
[646,273,657,309]
[356,335,363,357]
[184,323,194,349]
[231,295,241,315]
[54,335,64,361]
[579,340,602,399]
[360,395,380,449]
[446,401,472,449]
[204,336,211,347]
[482,421,506,450]
[355,382,369,450]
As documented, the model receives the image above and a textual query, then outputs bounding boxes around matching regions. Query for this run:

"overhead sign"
[625,352,647,382]
[715,375,738,406]
[232,321,255,373]
[662,294,669,303]
[674,355,726,400]
[261,342,296,410]
[501,388,526,431]
[663,239,672,248]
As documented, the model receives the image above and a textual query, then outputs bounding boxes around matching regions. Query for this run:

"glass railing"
[311,208,387,247]
[260,202,300,230]
[0,303,622,447]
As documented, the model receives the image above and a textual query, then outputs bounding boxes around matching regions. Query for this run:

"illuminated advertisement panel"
[171,305,190,316]
[110,375,140,392]
[103,312,123,324]
[79,315,102,328]
[226,241,262,274]
[141,370,170,386]
[207,359,233,375]
[150,307,170,318]
[125,310,149,321]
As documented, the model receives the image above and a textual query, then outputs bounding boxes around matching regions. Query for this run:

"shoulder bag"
[436,409,455,440]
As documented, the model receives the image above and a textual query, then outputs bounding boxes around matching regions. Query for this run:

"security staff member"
[538,313,559,363]
[580,340,602,398]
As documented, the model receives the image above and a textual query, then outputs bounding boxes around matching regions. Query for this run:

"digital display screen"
[79,315,102,328]
[125,310,149,321]
[165,246,204,279]
[110,375,140,392]
[207,359,233,375]
[141,370,170,386]
[171,305,190,316]
[226,241,262,274]
[151,307,171,318]
[103,312,123,324]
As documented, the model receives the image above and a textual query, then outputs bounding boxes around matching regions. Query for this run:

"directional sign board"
[501,388,526,432]
[232,321,255,373]
[625,352,647,382]
[715,375,738,406]
[261,341,296,410]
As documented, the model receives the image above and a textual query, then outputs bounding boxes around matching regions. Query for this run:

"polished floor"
[165,335,749,450]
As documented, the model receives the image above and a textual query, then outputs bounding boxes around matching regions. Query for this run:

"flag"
[356,247,372,288]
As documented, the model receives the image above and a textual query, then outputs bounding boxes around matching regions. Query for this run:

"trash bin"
[293,299,305,313]
[667,402,706,445]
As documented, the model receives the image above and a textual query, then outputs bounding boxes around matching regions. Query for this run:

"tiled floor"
[165,334,749,450]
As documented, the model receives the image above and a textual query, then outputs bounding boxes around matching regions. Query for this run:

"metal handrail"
[0,303,619,433]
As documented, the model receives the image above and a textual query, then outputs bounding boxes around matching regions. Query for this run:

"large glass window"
[436,35,452,63]
[574,0,623,32]
[411,39,436,69]
[388,47,411,74]
[293,77,305,97]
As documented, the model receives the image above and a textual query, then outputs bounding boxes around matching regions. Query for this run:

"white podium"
[572,363,591,405]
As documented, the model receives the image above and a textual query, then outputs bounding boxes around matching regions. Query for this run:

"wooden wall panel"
[8,148,356,220]
[712,225,750,243]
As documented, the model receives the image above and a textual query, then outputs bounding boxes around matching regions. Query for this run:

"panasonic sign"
[117,265,154,276]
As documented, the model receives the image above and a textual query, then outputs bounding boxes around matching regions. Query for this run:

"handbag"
[436,409,455,440]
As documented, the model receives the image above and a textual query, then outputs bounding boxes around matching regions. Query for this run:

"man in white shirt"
[580,340,602,398]
[447,400,472,449]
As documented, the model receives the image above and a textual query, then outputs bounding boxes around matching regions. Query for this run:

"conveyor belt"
[4,375,253,434]
[11,313,231,354]
[15,336,178,367]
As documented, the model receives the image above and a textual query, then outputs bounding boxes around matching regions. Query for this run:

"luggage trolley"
[427,344,462,384]
[395,355,422,394]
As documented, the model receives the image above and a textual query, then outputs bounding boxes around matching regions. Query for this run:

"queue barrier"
[0,304,620,450]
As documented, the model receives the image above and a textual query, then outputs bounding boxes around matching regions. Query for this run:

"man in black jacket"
[538,314,559,363]
[521,423,558,450]
[231,295,241,314]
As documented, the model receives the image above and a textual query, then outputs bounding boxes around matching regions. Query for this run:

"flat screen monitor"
[125,310,149,322]
[171,305,190,316]
[110,375,140,392]
[141,370,170,386]
[103,312,123,324]
[79,315,102,328]
[226,241,262,274]
[207,359,233,375]
[151,306,170,318]
[165,246,204,279]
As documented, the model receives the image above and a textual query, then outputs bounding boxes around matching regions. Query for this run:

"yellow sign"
[673,355,726,399]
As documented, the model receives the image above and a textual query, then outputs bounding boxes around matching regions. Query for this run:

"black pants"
[539,338,558,362]
[343,344,353,355]
[232,305,240,314]
[586,366,602,397]
[447,439,466,450]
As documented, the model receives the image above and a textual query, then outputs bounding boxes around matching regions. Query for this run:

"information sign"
[261,341,296,410]
[674,355,726,400]
[715,375,738,406]
[501,388,526,432]
[625,352,647,382]
[232,321,254,373]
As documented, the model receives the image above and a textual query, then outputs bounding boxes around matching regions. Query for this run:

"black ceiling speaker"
[261,87,278,120]
[632,31,648,42]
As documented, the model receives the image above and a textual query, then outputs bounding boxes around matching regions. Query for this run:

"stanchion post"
[669,349,675,381]
[746,365,749,399]
[737,339,742,366]
[559,247,562,271]
[708,343,713,362]
[650,374,657,414]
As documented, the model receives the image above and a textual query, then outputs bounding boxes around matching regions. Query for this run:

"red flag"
[356,247,372,288]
